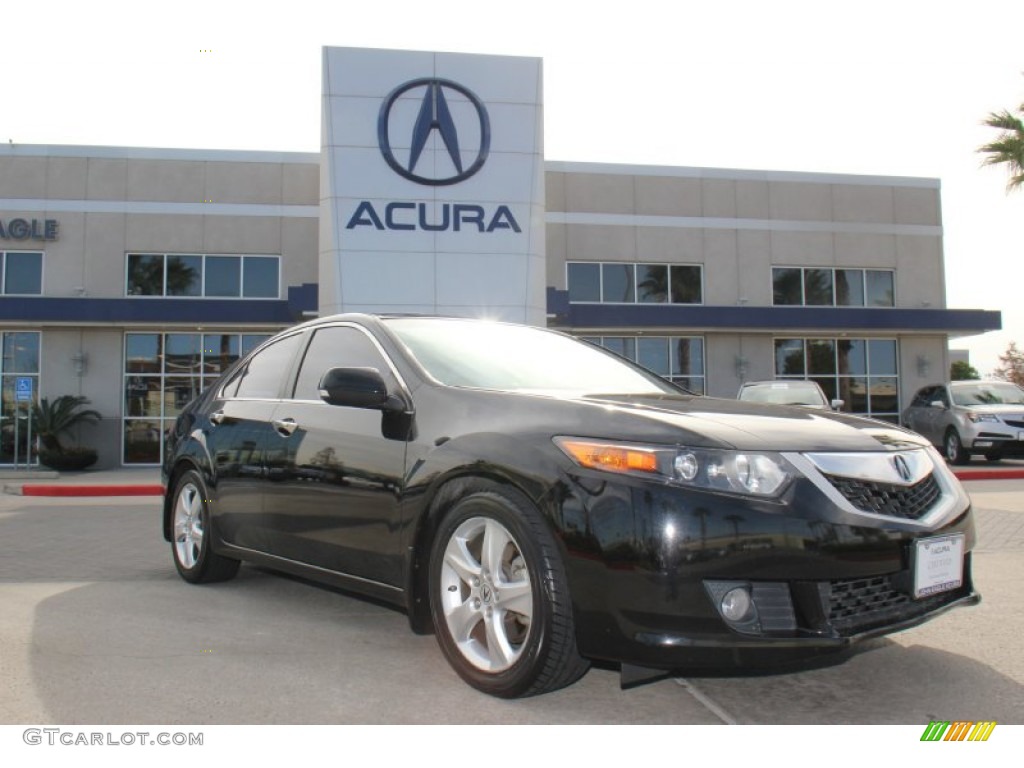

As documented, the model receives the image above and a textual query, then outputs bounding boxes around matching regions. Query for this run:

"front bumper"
[555,452,979,671]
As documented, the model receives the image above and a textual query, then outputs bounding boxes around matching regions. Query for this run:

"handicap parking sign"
[15,377,33,402]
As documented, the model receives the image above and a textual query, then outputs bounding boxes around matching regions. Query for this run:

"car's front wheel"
[944,429,971,465]
[428,482,588,697]
[171,470,240,584]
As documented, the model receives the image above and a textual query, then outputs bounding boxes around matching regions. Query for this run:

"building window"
[123,331,271,464]
[774,336,899,421]
[1,331,41,464]
[1,251,43,295]
[567,262,703,304]
[126,253,280,299]
[772,267,894,307]
[580,335,705,394]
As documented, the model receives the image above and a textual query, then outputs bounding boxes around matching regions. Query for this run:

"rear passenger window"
[293,326,397,400]
[231,333,304,399]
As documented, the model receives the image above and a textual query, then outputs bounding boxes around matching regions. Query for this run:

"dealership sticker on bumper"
[913,534,965,598]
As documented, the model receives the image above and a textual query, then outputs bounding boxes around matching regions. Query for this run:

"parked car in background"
[902,380,1024,464]
[737,379,844,411]
[162,315,978,697]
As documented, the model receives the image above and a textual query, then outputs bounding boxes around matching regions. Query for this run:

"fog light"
[720,587,754,622]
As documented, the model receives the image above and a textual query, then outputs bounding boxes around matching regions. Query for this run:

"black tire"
[170,470,240,584]
[943,429,970,466]
[428,481,589,698]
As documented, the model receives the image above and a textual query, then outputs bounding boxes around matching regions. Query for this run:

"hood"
[955,402,1024,413]
[573,393,928,452]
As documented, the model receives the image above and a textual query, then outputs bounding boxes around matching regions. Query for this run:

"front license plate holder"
[912,534,965,598]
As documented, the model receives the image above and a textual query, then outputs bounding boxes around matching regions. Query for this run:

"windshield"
[739,381,826,407]
[385,318,680,395]
[952,382,1024,406]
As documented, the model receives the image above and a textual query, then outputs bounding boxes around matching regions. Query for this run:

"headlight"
[966,413,999,423]
[553,437,794,498]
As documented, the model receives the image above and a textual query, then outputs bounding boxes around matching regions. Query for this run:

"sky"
[4,0,1024,376]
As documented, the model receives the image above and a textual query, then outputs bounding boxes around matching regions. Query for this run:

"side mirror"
[929,400,947,410]
[319,367,394,410]
[830,399,845,411]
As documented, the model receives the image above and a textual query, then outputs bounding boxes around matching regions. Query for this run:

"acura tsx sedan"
[162,315,979,698]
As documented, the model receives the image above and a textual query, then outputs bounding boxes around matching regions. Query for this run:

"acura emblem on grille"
[892,454,912,482]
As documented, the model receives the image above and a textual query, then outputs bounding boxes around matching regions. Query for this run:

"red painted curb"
[21,484,165,497]
[953,469,1024,481]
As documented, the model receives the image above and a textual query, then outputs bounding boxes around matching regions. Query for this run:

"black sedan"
[162,315,979,698]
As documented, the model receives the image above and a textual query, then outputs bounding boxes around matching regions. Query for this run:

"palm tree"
[978,98,1024,192]
[32,396,101,453]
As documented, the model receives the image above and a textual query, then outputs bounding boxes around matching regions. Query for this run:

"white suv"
[902,380,1024,464]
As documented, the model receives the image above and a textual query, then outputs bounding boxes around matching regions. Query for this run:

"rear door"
[206,331,305,553]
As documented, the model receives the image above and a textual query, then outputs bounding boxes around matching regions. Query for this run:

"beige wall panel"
[770,231,835,265]
[0,156,46,198]
[39,212,85,296]
[703,231,739,306]
[545,223,568,286]
[736,230,772,304]
[45,157,88,199]
[701,179,736,218]
[834,232,897,267]
[564,173,634,214]
[202,216,281,255]
[545,172,567,211]
[634,227,704,262]
[282,163,319,205]
[832,184,895,224]
[565,224,636,261]
[900,336,947,401]
[86,158,128,199]
[769,181,833,221]
[280,218,319,286]
[894,187,941,226]
[83,213,128,298]
[126,160,205,203]
[125,214,204,253]
[735,180,769,219]
[206,162,283,205]
[634,176,702,216]
[896,236,945,307]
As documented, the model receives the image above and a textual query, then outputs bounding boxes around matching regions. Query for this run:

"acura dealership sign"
[320,47,545,324]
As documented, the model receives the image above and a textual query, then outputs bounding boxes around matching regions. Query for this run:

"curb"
[953,469,1024,481]
[20,484,165,497]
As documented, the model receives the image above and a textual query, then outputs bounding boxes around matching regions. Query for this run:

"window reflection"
[775,337,900,419]
[123,331,272,464]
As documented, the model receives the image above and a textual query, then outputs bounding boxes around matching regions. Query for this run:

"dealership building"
[0,47,1001,468]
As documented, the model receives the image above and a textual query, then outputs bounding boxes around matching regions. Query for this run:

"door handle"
[210,411,226,425]
[273,418,298,436]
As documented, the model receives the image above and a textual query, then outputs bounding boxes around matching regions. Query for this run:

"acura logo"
[892,454,912,483]
[377,78,491,186]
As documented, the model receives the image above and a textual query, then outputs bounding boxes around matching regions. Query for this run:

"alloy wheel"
[437,516,533,672]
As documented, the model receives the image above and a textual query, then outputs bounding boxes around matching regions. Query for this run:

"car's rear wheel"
[944,429,970,465]
[428,482,588,698]
[171,470,240,584]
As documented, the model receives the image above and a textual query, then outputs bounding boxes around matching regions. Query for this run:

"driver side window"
[292,325,398,401]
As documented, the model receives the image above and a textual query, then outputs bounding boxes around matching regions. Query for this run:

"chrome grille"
[824,472,941,520]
